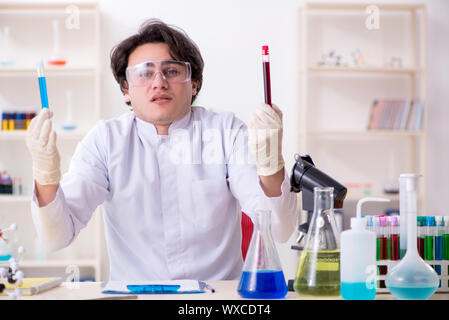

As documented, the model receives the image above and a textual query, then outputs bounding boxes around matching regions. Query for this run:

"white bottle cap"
[350,216,366,229]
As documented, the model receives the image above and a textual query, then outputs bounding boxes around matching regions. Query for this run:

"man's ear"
[192,80,198,96]
[123,84,131,105]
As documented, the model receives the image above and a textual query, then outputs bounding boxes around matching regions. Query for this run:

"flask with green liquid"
[294,187,341,297]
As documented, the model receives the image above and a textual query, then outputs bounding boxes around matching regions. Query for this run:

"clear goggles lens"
[126,60,191,87]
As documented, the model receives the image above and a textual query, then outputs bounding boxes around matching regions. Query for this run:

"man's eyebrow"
[161,60,182,66]
[141,61,155,67]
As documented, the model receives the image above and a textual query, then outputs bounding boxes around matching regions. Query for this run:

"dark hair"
[110,18,204,106]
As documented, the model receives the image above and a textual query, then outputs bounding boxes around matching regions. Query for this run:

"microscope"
[290,154,347,249]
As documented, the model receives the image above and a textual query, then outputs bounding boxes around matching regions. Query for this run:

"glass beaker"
[237,210,288,299]
[294,187,341,297]
[386,174,439,299]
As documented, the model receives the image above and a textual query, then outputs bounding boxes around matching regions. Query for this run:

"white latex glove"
[248,103,284,176]
[25,109,61,185]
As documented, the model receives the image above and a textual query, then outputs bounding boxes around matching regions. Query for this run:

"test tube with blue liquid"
[37,60,49,109]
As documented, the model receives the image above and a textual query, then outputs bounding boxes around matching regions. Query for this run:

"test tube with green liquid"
[424,216,435,261]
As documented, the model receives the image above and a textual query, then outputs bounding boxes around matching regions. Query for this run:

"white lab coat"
[31,106,297,281]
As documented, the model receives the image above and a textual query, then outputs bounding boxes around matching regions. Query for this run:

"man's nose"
[151,71,168,89]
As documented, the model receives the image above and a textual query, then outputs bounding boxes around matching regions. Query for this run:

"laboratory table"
[2,281,449,300]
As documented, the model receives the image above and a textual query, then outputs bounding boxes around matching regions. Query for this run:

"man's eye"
[139,71,153,78]
[165,69,180,76]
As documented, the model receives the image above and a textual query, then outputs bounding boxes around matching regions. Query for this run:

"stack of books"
[367,99,424,131]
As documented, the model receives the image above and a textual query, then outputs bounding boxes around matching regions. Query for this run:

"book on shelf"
[367,98,423,131]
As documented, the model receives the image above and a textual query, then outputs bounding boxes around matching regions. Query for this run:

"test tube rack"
[375,260,449,293]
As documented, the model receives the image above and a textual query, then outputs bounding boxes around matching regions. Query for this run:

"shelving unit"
[0,130,87,140]
[297,3,427,225]
[0,2,104,281]
[305,66,421,75]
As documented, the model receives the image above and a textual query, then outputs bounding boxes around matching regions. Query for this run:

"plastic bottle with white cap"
[340,197,390,300]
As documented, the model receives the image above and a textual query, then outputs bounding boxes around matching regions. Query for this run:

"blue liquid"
[341,282,376,300]
[38,77,49,109]
[435,236,443,260]
[0,254,11,261]
[237,270,287,299]
[388,286,437,300]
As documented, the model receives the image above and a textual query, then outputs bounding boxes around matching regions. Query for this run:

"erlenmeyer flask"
[386,174,439,299]
[237,210,288,299]
[294,187,341,297]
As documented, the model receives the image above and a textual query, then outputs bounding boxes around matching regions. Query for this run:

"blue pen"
[126,284,181,294]
[37,60,49,109]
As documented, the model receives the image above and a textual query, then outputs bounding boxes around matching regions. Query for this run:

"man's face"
[125,42,197,126]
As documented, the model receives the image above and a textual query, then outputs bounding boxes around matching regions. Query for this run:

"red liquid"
[377,236,388,288]
[47,60,67,66]
[378,237,388,260]
[263,61,271,106]
[390,234,400,261]
[418,237,425,258]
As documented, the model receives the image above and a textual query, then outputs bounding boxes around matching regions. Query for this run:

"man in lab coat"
[26,19,297,281]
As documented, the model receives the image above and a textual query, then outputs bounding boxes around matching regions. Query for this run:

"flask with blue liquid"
[386,174,439,300]
[237,210,288,299]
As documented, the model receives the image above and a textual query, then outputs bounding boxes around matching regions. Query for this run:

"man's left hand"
[248,103,284,176]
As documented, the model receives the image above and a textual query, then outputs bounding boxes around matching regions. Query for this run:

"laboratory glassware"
[385,174,439,300]
[237,210,288,299]
[0,27,14,66]
[262,45,271,106]
[62,90,76,130]
[37,60,50,109]
[294,187,341,297]
[48,20,66,66]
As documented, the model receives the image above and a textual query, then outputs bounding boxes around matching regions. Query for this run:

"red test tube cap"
[262,45,269,55]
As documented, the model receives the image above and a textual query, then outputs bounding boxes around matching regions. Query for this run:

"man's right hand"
[26,108,61,186]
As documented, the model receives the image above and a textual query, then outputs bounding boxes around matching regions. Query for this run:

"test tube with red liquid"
[389,216,400,261]
[262,45,271,107]
[376,216,389,288]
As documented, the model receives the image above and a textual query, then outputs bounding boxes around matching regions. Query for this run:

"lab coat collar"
[134,108,193,145]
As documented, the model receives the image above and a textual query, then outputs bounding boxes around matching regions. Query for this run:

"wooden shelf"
[0,65,96,77]
[0,259,98,268]
[302,3,425,12]
[305,66,420,75]
[345,192,399,202]
[0,130,87,141]
[0,195,30,204]
[0,2,98,14]
[305,130,424,138]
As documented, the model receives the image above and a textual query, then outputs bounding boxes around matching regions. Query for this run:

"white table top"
[1,281,448,300]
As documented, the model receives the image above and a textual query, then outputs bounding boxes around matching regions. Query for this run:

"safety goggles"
[125,59,192,87]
